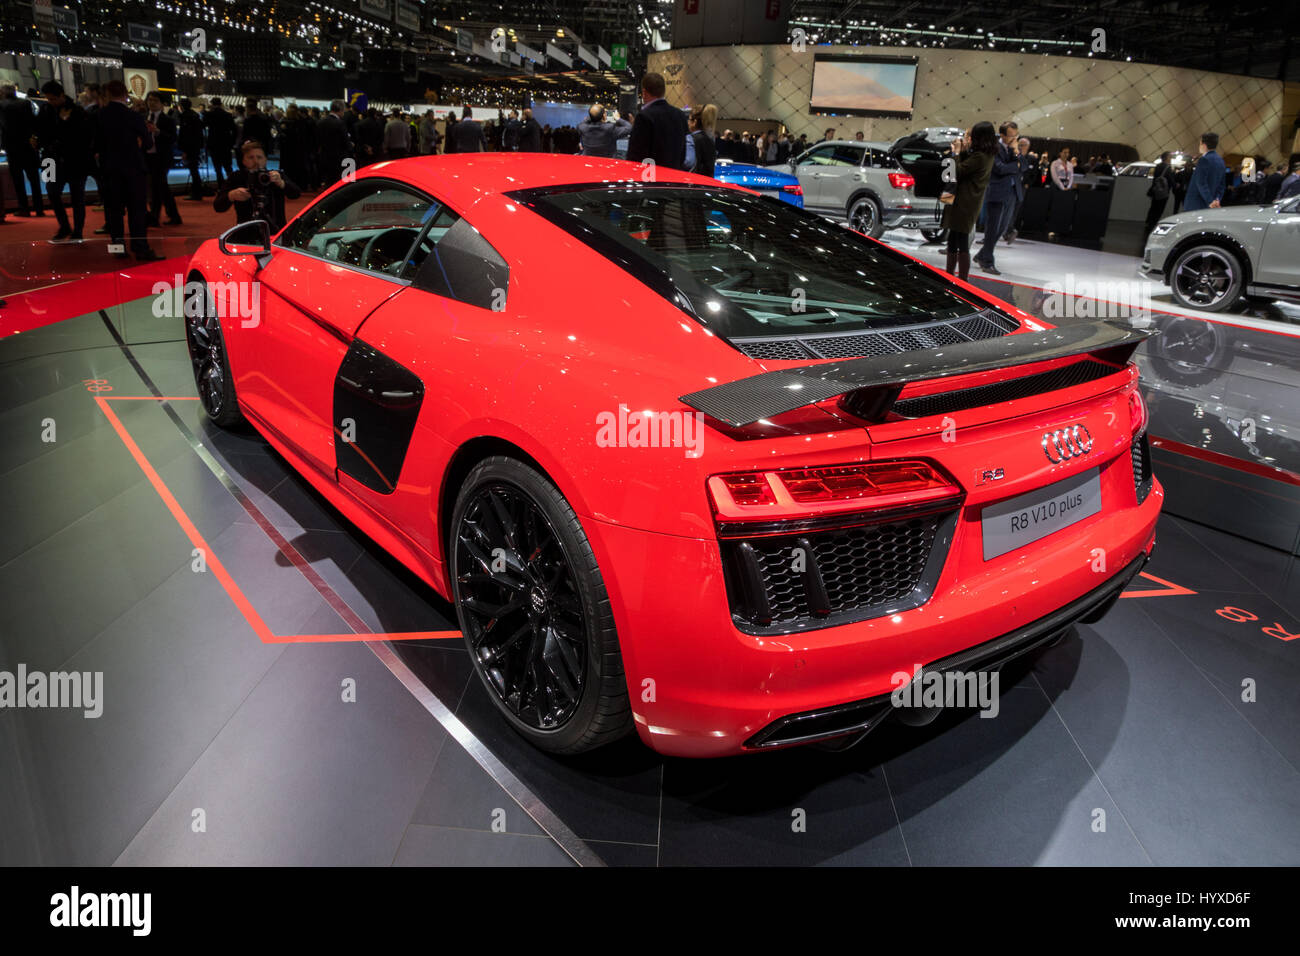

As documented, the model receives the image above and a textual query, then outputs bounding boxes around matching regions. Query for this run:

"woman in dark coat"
[940,121,996,280]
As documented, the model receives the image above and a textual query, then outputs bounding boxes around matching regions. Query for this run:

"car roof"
[356,153,714,209]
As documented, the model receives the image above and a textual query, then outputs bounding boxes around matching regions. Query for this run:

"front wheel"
[184,279,243,427]
[847,194,885,238]
[450,456,632,754]
[1169,244,1245,313]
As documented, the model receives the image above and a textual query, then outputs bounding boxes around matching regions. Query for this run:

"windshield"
[513,184,984,339]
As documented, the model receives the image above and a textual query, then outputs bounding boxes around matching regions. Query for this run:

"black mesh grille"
[732,309,1019,361]
[893,359,1120,419]
[1133,431,1153,503]
[802,333,899,359]
[952,313,1017,340]
[732,338,814,361]
[721,510,952,632]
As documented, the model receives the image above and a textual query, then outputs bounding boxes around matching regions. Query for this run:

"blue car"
[712,158,804,207]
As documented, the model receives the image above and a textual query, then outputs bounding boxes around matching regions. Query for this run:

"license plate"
[981,467,1102,560]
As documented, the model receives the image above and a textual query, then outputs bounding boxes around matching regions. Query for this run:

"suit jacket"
[625,98,688,170]
[147,109,176,160]
[1184,150,1226,211]
[177,109,205,154]
[204,107,236,153]
[0,95,38,153]
[578,117,632,158]
[94,101,152,175]
[985,141,1022,203]
[518,118,542,152]
[316,113,351,161]
[450,118,486,153]
[37,101,94,171]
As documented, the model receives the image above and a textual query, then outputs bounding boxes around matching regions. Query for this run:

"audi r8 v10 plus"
[185,154,1162,758]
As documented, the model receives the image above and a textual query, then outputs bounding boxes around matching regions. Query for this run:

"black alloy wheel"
[1170,245,1244,312]
[184,280,243,427]
[450,457,631,753]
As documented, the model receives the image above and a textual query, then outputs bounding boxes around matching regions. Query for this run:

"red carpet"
[0,191,318,336]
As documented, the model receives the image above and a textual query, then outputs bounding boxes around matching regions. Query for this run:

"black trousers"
[184,151,205,198]
[101,168,150,250]
[976,200,1010,265]
[7,147,44,213]
[210,149,234,188]
[46,168,89,236]
[1145,195,1169,235]
[146,153,180,222]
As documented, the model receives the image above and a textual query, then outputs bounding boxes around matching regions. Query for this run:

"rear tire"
[450,456,632,754]
[184,279,243,427]
[920,227,948,242]
[847,194,885,239]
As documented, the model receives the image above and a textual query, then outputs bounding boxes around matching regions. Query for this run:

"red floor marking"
[95,394,462,645]
[1149,435,1300,488]
[1119,572,1198,599]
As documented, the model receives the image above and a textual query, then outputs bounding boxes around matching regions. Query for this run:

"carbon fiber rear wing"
[679,320,1152,427]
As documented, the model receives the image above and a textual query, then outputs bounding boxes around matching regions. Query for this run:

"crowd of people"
[3,72,1297,271]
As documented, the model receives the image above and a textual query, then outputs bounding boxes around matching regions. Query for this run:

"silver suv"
[1141,193,1300,312]
[778,140,943,238]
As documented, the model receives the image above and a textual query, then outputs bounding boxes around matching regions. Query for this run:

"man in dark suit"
[1183,132,1226,212]
[518,108,542,152]
[316,99,353,185]
[94,79,159,260]
[203,98,236,189]
[177,97,207,199]
[239,98,273,151]
[974,121,1021,274]
[449,107,485,153]
[625,72,688,171]
[36,81,93,242]
[144,91,182,225]
[1,83,45,216]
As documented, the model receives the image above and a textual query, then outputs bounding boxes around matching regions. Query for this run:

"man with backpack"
[1145,151,1175,237]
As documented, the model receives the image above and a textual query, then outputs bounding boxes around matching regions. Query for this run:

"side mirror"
[218,219,273,269]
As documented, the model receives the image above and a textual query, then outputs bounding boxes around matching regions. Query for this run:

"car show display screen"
[809,54,918,117]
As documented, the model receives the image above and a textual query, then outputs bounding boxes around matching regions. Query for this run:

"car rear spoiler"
[679,320,1152,427]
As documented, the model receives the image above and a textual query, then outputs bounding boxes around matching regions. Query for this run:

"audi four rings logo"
[1042,424,1094,463]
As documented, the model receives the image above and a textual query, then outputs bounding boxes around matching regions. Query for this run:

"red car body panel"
[188,154,1162,757]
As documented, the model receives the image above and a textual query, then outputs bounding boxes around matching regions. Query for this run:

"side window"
[278,180,433,277]
[828,145,866,166]
[410,217,509,311]
[398,205,461,280]
[798,145,835,166]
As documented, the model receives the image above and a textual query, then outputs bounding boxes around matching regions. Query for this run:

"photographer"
[213,140,300,233]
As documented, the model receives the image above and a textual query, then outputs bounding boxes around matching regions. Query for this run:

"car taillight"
[708,459,962,526]
[781,184,803,196]
[1128,388,1147,435]
[887,172,915,190]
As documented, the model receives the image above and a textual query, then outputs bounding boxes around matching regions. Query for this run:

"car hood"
[1166,205,1282,228]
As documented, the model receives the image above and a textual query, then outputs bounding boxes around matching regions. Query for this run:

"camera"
[253,169,273,187]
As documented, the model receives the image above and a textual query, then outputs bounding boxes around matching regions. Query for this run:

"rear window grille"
[892,359,1120,419]
[732,309,1020,362]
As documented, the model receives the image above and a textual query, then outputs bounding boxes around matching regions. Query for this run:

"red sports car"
[184,154,1161,757]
